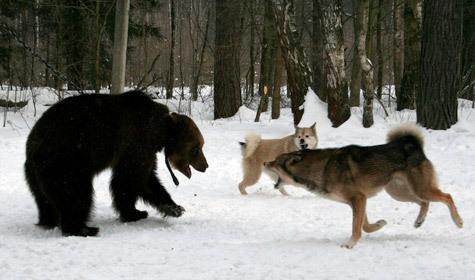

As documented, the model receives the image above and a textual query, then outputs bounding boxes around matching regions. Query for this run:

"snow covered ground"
[1,87,474,279]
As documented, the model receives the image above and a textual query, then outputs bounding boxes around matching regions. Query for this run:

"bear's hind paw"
[159,204,185,218]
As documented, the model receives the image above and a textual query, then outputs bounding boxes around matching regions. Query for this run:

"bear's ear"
[167,112,188,135]
[151,103,170,122]
[170,112,179,122]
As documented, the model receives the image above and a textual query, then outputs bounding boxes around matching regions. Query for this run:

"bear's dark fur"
[24,90,208,236]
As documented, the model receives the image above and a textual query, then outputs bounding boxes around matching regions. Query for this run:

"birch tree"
[318,0,350,127]
[111,0,130,95]
[355,0,374,127]
[272,0,313,125]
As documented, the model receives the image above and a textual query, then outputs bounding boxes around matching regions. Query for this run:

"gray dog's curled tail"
[387,124,424,147]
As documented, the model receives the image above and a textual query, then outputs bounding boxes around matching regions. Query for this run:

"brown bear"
[24,90,208,236]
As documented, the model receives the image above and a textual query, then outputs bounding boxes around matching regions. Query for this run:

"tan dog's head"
[294,123,318,150]
[165,113,208,178]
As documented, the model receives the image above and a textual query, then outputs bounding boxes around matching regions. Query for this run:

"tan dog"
[265,125,463,248]
[238,124,317,195]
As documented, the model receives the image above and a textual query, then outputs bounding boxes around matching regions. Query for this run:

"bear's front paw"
[159,204,185,218]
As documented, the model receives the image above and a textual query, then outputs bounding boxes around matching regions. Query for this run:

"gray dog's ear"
[288,154,303,164]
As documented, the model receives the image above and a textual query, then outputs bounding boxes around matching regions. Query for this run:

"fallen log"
[0,99,28,109]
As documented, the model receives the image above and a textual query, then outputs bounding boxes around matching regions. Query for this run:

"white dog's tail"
[240,133,261,158]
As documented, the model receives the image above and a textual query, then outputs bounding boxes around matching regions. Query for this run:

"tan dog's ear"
[311,122,316,130]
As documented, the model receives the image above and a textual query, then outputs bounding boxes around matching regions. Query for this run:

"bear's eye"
[191,147,200,156]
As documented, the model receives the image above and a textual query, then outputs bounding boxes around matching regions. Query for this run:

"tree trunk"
[417,0,462,129]
[366,0,375,67]
[393,0,404,106]
[63,0,86,91]
[166,0,176,99]
[461,0,475,99]
[355,0,375,127]
[214,0,241,119]
[111,0,130,95]
[7,36,12,90]
[31,1,38,88]
[258,0,277,113]
[246,0,256,100]
[45,33,50,87]
[398,0,421,109]
[272,0,313,125]
[94,0,101,94]
[54,1,64,95]
[312,0,326,101]
[350,0,361,107]
[191,5,210,101]
[319,0,350,127]
[189,1,198,99]
[178,0,184,99]
[349,55,362,104]
[272,44,284,119]
[254,85,268,122]
[21,9,29,89]
[376,0,383,100]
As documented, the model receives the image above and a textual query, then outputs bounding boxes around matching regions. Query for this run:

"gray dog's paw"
[159,204,185,218]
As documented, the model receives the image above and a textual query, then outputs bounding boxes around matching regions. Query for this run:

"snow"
[1,87,475,279]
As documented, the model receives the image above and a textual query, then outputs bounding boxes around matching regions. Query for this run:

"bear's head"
[165,113,208,178]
